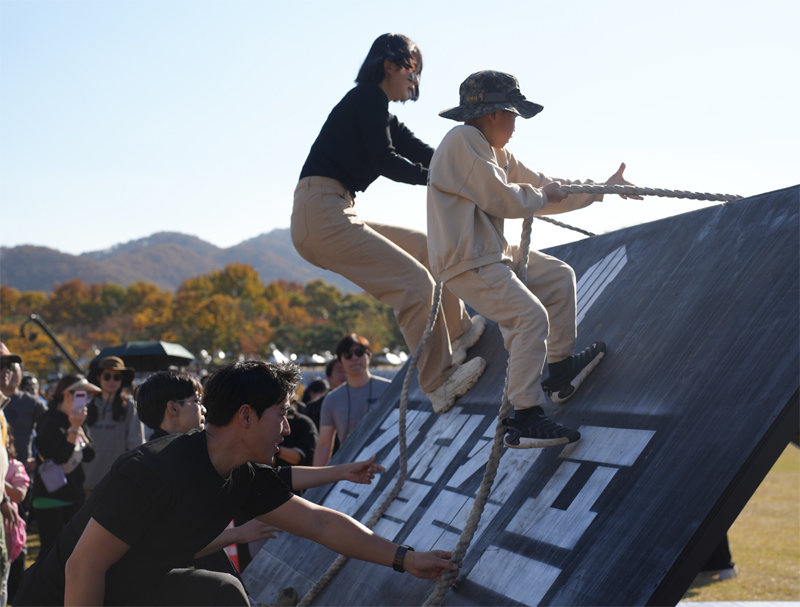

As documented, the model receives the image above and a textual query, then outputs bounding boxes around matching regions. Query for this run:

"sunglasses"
[102,373,122,382]
[342,347,368,360]
[1,361,20,371]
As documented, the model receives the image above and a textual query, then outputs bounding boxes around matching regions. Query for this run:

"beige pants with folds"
[446,247,577,409]
[292,177,471,393]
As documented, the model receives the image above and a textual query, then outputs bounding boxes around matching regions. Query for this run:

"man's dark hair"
[301,379,330,404]
[335,333,372,361]
[135,370,201,431]
[203,361,301,426]
[325,358,340,378]
[356,33,422,101]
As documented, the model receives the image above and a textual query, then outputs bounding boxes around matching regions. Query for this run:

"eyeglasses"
[342,347,368,360]
[102,373,122,382]
[175,394,201,406]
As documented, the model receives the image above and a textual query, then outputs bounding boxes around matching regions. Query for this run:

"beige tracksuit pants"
[292,177,471,393]
[446,246,577,410]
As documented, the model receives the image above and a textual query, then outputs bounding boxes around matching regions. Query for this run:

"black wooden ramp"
[243,185,799,607]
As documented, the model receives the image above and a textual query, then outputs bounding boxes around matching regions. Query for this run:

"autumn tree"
[1,262,405,377]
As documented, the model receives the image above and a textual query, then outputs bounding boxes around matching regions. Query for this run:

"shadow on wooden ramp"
[243,185,799,606]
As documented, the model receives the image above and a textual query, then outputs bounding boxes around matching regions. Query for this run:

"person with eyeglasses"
[30,374,100,558]
[292,33,486,418]
[313,334,391,467]
[14,361,454,606]
[82,357,145,492]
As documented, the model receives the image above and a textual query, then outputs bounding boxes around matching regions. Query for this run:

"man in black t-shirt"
[15,361,456,606]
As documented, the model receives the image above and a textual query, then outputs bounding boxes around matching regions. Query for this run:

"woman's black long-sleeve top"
[33,408,95,504]
[299,83,434,196]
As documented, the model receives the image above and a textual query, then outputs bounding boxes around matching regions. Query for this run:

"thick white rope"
[422,217,534,606]
[560,184,742,202]
[297,183,742,607]
[297,282,444,607]
[537,184,743,237]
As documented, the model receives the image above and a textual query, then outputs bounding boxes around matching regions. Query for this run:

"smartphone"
[72,390,88,413]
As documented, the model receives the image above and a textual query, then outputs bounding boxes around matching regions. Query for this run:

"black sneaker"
[502,406,580,449]
[542,341,606,404]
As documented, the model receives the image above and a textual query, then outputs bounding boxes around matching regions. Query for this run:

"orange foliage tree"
[1,264,403,378]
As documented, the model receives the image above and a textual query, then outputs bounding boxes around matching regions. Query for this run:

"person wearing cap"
[14,361,455,606]
[0,344,46,470]
[82,356,145,491]
[292,33,486,416]
[31,374,99,556]
[1,343,44,604]
[428,70,638,449]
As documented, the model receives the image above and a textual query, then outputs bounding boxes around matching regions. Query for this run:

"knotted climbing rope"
[297,184,742,607]
[297,282,444,607]
[535,184,743,238]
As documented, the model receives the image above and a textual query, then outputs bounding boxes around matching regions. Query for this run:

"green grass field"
[681,443,800,602]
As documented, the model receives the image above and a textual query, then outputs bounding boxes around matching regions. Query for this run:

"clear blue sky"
[2,0,798,256]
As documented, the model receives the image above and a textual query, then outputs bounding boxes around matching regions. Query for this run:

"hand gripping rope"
[297,185,742,607]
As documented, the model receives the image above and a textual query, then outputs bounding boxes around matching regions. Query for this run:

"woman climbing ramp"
[291,33,485,414]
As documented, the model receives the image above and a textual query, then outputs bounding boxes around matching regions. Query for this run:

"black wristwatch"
[392,544,414,572]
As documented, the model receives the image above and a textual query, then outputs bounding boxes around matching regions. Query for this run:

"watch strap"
[392,544,414,572]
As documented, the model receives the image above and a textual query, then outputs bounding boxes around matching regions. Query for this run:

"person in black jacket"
[31,375,98,557]
[291,33,486,416]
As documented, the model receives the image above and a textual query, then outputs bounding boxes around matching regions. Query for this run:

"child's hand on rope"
[606,162,642,199]
[543,181,567,203]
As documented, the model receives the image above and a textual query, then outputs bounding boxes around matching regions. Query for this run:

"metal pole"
[19,313,84,374]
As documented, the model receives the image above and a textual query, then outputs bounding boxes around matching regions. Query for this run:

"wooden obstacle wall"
[243,186,799,606]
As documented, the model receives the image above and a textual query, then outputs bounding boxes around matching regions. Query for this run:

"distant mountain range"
[0,230,360,294]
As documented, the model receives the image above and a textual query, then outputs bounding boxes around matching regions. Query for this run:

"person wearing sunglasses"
[313,334,391,467]
[14,361,454,606]
[82,357,145,492]
[292,33,486,418]
[0,343,47,474]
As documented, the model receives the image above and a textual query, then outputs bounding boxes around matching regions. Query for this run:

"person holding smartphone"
[32,375,99,557]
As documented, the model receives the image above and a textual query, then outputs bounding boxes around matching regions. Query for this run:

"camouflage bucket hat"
[439,70,543,122]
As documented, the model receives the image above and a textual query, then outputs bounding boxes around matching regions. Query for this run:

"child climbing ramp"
[427,70,630,449]
[244,185,791,607]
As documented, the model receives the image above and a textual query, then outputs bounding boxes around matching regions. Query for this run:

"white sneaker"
[452,315,486,365]
[425,357,486,414]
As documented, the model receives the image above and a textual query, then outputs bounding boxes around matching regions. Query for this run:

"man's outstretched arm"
[65,518,130,606]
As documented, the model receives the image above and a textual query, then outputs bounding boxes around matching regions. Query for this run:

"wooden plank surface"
[242,185,799,606]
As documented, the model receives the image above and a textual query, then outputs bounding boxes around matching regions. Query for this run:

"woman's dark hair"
[203,361,301,427]
[135,370,202,431]
[86,365,133,424]
[356,33,422,101]
[48,374,83,411]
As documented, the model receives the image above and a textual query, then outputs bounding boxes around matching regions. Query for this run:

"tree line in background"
[0,262,404,378]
